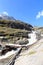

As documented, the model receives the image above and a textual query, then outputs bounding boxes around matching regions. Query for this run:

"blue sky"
[0,0,43,26]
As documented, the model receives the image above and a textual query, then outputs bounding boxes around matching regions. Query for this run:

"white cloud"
[2,11,8,15]
[0,11,9,17]
[36,10,43,19]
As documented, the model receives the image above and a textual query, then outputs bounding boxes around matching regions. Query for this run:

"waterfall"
[27,31,37,45]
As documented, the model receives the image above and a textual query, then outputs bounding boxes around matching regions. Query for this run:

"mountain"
[0,14,33,43]
[0,14,33,31]
[0,13,16,21]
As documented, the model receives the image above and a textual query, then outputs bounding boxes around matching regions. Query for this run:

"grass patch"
[29,50,36,55]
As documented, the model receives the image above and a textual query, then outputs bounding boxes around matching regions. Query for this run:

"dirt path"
[14,38,43,65]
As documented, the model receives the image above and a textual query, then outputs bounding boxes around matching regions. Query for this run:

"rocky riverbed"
[0,31,42,65]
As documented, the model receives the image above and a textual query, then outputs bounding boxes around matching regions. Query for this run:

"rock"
[16,38,29,45]
[1,38,8,42]
[1,46,17,55]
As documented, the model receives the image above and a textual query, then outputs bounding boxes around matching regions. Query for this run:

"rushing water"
[27,31,38,45]
[0,31,41,65]
[0,48,21,65]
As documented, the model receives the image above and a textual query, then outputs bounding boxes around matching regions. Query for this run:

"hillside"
[33,26,43,33]
[0,20,33,31]
[0,14,33,31]
[0,15,33,44]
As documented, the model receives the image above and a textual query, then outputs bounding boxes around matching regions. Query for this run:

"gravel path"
[14,38,43,65]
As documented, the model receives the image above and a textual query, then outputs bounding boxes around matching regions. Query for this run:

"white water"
[0,31,41,65]
[27,31,37,45]
[0,50,16,65]
[0,48,21,65]
[0,50,15,60]
[0,48,21,60]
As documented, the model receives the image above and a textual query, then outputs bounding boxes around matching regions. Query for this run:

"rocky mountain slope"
[0,14,33,43]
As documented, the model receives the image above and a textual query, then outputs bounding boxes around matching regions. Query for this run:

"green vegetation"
[0,20,32,43]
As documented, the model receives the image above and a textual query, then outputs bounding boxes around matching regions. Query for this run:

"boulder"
[16,38,29,45]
